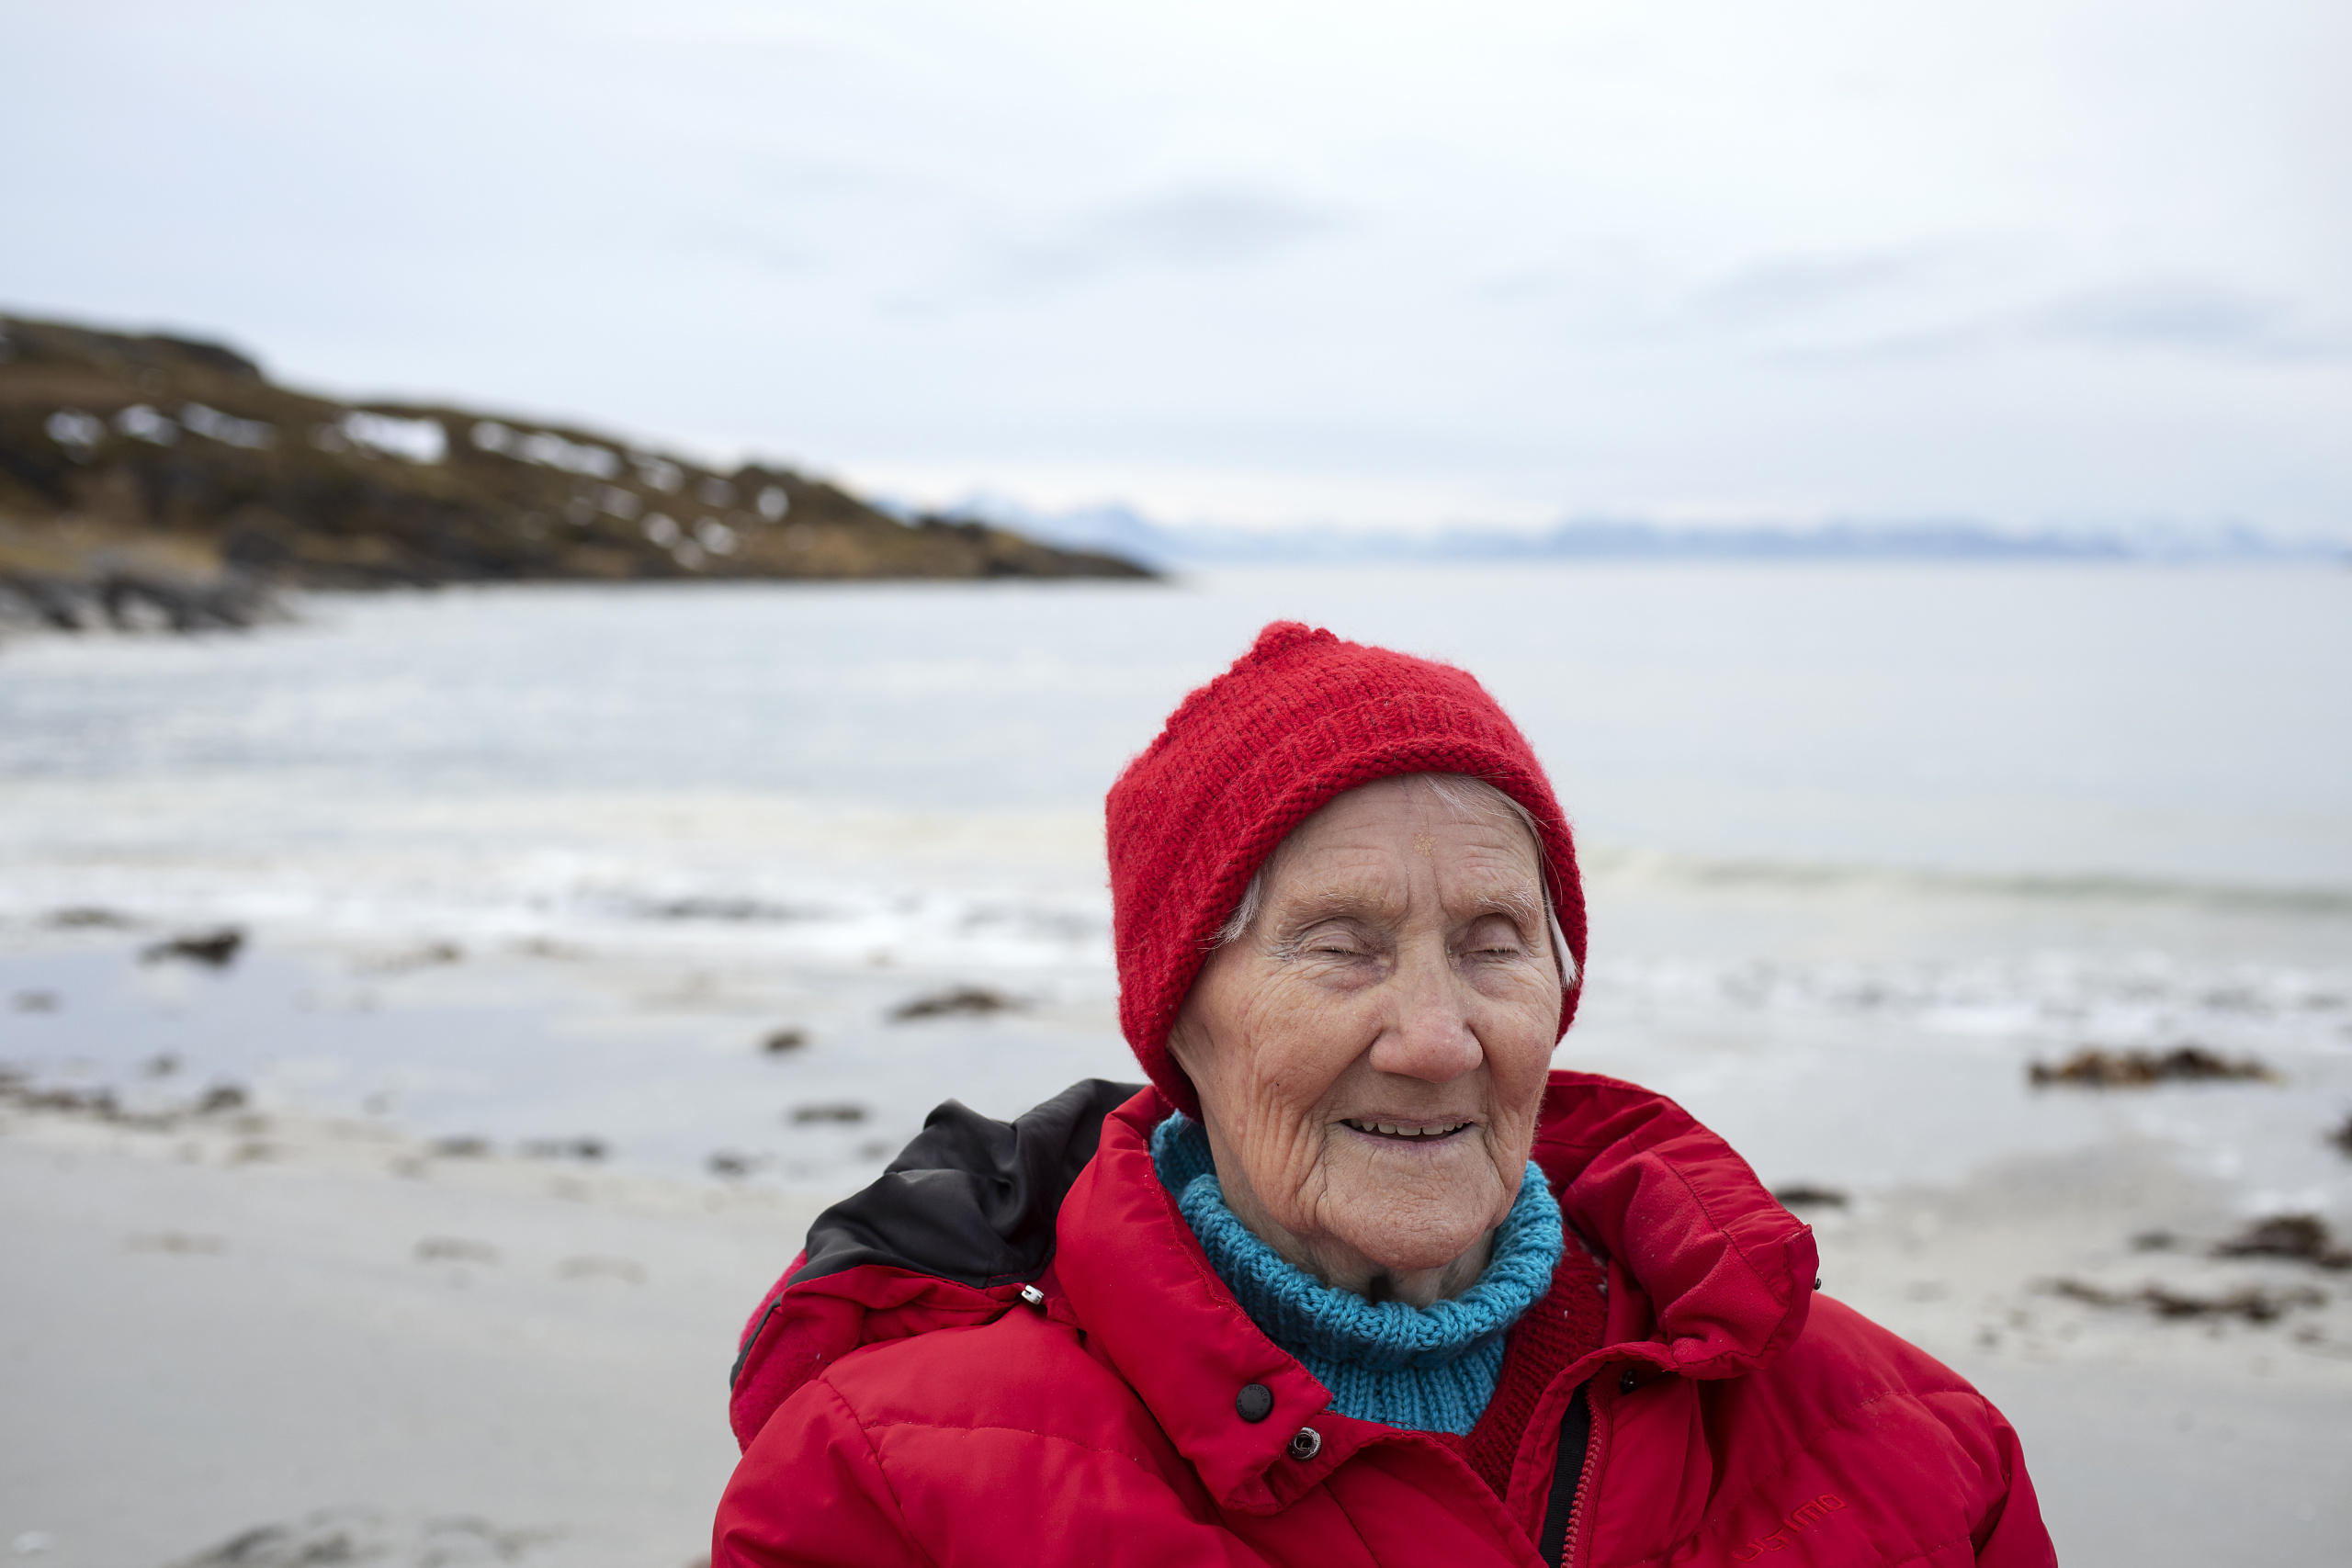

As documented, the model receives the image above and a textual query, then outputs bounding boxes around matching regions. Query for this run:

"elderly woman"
[716,624,2053,1567]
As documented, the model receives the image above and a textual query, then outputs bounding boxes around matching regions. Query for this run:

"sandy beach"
[6,1067,2348,1567]
[1,1100,826,1568]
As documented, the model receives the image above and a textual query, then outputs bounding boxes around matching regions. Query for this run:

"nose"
[1365,935,1483,1083]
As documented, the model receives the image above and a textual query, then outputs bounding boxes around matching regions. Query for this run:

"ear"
[1164,996,1208,1081]
[1162,949,1235,1096]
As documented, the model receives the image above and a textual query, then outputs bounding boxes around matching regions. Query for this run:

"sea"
[3,564,2347,1219]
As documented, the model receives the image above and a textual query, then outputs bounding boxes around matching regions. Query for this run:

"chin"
[1361,1237,1486,1275]
[1340,1190,1503,1274]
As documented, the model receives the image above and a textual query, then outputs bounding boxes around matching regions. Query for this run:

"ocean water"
[2,565,2347,1214]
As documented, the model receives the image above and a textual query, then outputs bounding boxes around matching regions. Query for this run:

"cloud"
[1071,189,1338,270]
[1693,252,1929,325]
[2029,280,2346,361]
[1761,276,2347,369]
[887,186,1341,314]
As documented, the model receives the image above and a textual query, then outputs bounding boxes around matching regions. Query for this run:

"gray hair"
[1209,772,1578,991]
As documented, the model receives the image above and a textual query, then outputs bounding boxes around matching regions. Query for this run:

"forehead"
[1265,778,1544,904]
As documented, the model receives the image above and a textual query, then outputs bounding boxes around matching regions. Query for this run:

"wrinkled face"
[1167,776,1561,1296]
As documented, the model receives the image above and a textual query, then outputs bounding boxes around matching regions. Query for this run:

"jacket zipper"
[1559,1387,1607,1568]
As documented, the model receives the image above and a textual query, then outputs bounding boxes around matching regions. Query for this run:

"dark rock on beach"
[168,1507,552,1568]
[0,565,275,633]
[2044,1276,2326,1325]
[2027,1044,2277,1089]
[1771,1184,1850,1210]
[43,906,137,928]
[2211,1213,2352,1269]
[140,927,245,968]
[789,1101,868,1124]
[888,984,1021,1021]
[415,1236,502,1264]
[649,896,817,923]
[520,1136,608,1162]
[0,311,1156,624]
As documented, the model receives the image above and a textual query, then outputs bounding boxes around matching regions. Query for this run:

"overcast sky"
[6,0,2346,535]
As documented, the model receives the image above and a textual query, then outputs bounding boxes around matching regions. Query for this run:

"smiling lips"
[1342,1119,1472,1140]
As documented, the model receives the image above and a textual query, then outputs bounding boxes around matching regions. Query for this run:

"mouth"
[1340,1118,1474,1142]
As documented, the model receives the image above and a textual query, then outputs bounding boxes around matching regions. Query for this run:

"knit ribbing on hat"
[1150,1112,1564,1437]
[1106,622,1588,1118]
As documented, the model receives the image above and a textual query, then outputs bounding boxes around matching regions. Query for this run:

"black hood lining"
[789,1077,1145,1291]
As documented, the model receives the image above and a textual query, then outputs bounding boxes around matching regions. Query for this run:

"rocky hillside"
[0,313,1150,626]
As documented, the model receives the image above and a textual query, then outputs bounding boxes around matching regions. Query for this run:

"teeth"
[1348,1120,1466,1138]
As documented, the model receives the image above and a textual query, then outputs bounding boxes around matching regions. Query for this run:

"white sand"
[4,1100,2348,1567]
[1807,1143,2352,1563]
[1,1105,823,1568]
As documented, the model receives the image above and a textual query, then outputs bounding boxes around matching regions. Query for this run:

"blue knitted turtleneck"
[1151,1112,1563,1436]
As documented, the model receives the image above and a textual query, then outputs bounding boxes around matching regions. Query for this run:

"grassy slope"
[0,314,1151,588]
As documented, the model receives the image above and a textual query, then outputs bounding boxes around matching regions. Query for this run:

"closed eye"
[1456,915,1533,962]
[1286,919,1380,961]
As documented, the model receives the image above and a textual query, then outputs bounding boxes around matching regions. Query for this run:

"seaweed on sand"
[2211,1214,2352,1269]
[2027,1044,2276,1089]
[889,985,1020,1021]
[2043,1278,2326,1325]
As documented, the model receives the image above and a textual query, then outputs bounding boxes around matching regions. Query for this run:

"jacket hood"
[728,1073,1815,1454]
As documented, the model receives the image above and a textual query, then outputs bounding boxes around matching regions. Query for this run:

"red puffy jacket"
[717,1075,2053,1567]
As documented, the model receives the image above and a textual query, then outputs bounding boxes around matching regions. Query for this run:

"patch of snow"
[757,485,790,520]
[523,431,618,478]
[115,404,177,445]
[634,456,684,492]
[642,513,682,547]
[341,412,447,465]
[469,420,619,479]
[697,476,735,506]
[44,409,103,452]
[695,519,740,555]
[180,403,275,449]
[599,486,643,522]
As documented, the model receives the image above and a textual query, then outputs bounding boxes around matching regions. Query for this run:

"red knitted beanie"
[1106,621,1588,1118]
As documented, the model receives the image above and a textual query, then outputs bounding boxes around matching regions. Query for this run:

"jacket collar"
[1052,1075,1816,1511]
[1536,1072,1818,1381]
[1053,1087,1369,1512]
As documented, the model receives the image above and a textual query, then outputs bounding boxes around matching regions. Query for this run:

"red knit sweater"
[1442,1224,1611,1496]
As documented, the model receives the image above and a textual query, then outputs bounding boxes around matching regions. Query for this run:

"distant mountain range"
[6,307,2330,637]
[0,312,1151,627]
[944,498,2342,572]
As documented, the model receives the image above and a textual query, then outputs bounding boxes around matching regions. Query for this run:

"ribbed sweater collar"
[1150,1112,1562,1434]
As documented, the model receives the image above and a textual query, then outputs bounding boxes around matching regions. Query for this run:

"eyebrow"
[1262,882,1548,945]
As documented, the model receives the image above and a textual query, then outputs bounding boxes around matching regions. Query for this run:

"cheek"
[1482,990,1560,1110]
[1239,986,1373,1102]
[1496,1002,1557,1079]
